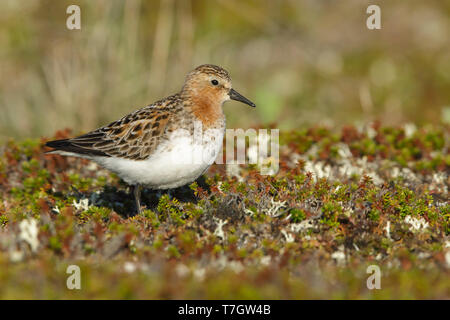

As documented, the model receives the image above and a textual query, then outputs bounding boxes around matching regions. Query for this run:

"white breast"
[93,128,224,189]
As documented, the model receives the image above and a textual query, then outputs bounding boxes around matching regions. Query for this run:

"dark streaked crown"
[186,64,231,82]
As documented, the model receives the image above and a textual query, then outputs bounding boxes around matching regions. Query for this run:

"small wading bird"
[46,64,256,213]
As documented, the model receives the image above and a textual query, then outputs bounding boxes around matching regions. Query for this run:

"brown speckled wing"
[46,94,181,160]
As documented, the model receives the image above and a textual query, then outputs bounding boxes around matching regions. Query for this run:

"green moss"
[167,245,181,259]
[157,195,185,225]
[49,236,62,252]
[80,206,111,222]
[368,209,381,221]
[320,202,342,228]
[0,215,8,226]
[290,208,306,223]
[68,174,93,192]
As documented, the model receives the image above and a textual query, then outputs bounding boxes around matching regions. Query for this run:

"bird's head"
[182,64,256,108]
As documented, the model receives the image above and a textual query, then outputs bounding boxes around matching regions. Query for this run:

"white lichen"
[213,218,228,240]
[123,261,137,273]
[263,198,286,217]
[72,198,90,211]
[281,230,294,243]
[404,123,417,138]
[193,268,206,281]
[289,219,315,233]
[52,205,61,214]
[385,221,392,240]
[304,160,332,180]
[19,218,39,252]
[404,216,429,232]
[260,255,271,266]
[331,246,346,266]
[175,263,190,278]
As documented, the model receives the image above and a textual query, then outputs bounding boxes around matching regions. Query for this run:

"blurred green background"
[1,0,449,142]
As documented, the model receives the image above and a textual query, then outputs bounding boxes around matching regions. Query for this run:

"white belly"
[94,129,224,189]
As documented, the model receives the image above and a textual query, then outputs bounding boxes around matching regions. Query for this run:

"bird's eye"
[211,79,219,86]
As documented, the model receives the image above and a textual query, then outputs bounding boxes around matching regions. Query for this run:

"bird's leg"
[133,184,142,214]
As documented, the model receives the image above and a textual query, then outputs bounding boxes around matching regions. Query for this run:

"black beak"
[229,88,256,107]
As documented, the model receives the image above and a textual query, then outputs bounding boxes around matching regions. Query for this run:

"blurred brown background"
[1,0,449,142]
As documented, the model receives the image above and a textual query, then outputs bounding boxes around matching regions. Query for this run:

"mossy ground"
[0,124,448,299]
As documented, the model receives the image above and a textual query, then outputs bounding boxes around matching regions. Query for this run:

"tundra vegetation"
[0,123,448,299]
